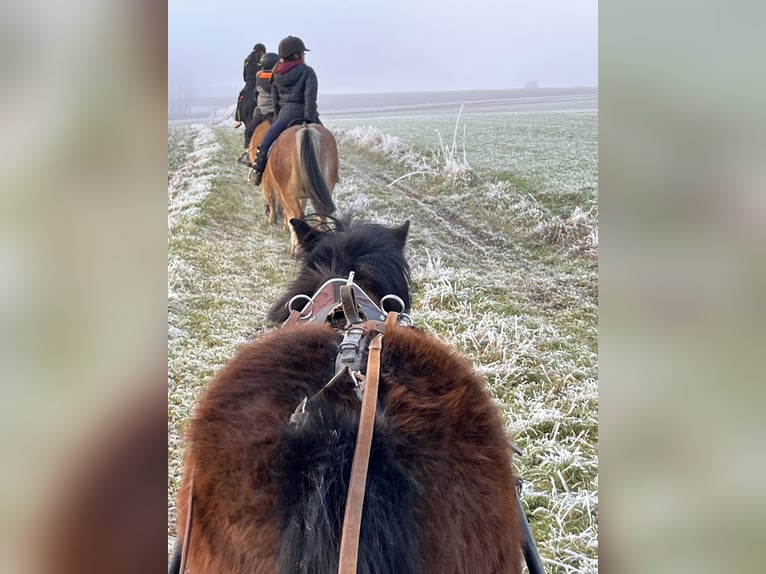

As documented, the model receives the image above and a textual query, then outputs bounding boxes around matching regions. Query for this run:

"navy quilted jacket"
[271,62,319,123]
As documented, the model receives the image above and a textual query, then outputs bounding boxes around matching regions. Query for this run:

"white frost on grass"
[337,126,424,169]
[168,126,222,232]
[336,121,473,186]
[535,205,599,255]
[408,241,597,574]
[167,126,224,359]
[333,174,372,214]
[485,180,516,200]
[331,111,597,196]
[430,106,473,185]
[332,111,598,261]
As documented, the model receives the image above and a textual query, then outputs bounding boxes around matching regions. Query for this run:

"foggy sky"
[169,0,597,96]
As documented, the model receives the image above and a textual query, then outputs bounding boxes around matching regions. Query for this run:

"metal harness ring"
[287,294,314,319]
[380,294,406,314]
[397,313,413,327]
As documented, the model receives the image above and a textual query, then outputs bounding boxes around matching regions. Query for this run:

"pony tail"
[297,126,336,215]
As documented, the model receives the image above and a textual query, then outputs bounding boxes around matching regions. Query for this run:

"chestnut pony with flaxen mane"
[170,216,523,574]
[260,123,339,255]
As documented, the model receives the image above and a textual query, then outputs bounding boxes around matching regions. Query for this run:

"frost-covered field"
[328,110,597,191]
[168,108,598,573]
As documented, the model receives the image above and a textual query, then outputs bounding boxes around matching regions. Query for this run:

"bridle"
[280,271,412,331]
[175,273,545,574]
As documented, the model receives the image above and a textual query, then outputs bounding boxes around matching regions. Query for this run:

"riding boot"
[252,146,268,186]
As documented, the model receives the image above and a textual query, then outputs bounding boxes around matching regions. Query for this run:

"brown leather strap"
[282,308,303,328]
[337,333,383,574]
[361,319,386,336]
[340,284,362,325]
[178,468,195,573]
[384,311,399,331]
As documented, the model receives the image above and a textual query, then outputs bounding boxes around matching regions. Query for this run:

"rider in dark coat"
[250,36,321,185]
[234,43,265,151]
[238,52,279,165]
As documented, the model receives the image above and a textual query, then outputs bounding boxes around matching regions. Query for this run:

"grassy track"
[168,110,598,573]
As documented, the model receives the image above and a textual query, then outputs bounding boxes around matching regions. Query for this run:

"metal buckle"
[336,326,366,373]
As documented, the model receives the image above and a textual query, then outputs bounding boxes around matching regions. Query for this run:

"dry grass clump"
[485,179,516,199]
[430,105,474,185]
[335,108,474,187]
[337,126,424,169]
[535,206,599,255]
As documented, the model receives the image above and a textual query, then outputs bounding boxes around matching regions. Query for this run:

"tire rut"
[339,155,530,269]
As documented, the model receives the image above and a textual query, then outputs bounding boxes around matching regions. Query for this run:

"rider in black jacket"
[250,36,320,185]
[234,43,265,150]
[238,52,279,165]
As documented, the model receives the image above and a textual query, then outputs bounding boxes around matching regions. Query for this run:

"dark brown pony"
[170,216,522,574]
[261,123,339,254]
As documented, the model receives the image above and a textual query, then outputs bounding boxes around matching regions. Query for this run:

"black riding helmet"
[260,52,279,71]
[253,43,266,53]
[278,36,310,58]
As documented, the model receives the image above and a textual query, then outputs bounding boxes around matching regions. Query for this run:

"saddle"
[287,117,318,128]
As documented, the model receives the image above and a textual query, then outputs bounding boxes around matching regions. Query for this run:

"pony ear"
[392,220,410,249]
[291,218,322,251]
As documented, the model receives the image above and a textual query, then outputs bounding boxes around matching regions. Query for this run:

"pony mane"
[267,214,411,323]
